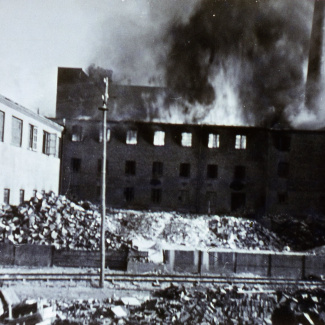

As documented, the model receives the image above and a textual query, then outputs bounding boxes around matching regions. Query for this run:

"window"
[3,189,10,205]
[0,110,4,142]
[151,188,162,203]
[29,124,38,150]
[124,187,134,202]
[11,117,23,147]
[234,166,246,180]
[179,163,190,177]
[178,190,189,203]
[231,193,246,211]
[235,135,246,149]
[99,128,111,142]
[97,159,108,174]
[273,133,291,151]
[43,131,57,156]
[71,125,83,142]
[207,164,218,179]
[181,132,192,147]
[208,133,220,148]
[206,191,217,212]
[125,160,136,175]
[71,158,81,172]
[152,161,163,177]
[153,131,165,146]
[19,189,25,204]
[278,192,288,204]
[126,130,137,145]
[277,162,289,178]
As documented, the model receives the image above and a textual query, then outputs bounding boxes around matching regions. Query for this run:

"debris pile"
[53,286,325,325]
[0,193,131,251]
[0,192,288,253]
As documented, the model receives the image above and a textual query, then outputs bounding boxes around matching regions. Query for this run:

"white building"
[0,95,63,205]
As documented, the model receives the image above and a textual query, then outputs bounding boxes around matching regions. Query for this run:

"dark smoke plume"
[163,0,313,127]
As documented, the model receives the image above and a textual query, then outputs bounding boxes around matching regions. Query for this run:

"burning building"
[54,0,325,217]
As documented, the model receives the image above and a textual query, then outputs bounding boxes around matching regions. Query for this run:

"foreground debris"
[53,285,325,325]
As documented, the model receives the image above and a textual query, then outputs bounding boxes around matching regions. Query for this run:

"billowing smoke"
[161,0,313,127]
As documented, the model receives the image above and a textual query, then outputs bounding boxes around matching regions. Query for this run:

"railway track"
[0,271,324,288]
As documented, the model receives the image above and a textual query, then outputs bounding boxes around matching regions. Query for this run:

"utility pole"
[99,77,109,288]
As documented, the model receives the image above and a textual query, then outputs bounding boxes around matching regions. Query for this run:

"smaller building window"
[43,131,57,156]
[277,162,289,178]
[235,135,246,149]
[29,124,38,150]
[151,188,162,203]
[153,131,165,146]
[126,130,137,145]
[208,133,220,148]
[207,164,218,179]
[99,128,111,142]
[3,189,10,205]
[179,163,190,178]
[152,161,163,177]
[0,110,4,142]
[124,187,134,202]
[11,117,23,147]
[234,165,246,180]
[19,189,25,204]
[71,158,81,172]
[125,160,136,175]
[181,132,192,147]
[71,125,83,142]
[178,189,189,203]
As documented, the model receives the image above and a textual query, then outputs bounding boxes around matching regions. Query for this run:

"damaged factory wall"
[0,95,63,205]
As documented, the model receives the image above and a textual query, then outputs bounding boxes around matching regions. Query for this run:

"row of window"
[3,188,26,205]
[0,111,58,156]
[71,125,247,149]
[71,158,247,180]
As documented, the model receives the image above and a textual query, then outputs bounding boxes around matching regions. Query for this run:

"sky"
[0,0,196,117]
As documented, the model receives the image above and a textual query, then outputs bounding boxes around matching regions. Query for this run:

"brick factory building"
[0,95,64,205]
[54,68,325,217]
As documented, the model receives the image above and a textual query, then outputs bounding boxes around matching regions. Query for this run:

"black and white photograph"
[0,0,325,324]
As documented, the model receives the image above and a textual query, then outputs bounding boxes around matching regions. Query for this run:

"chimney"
[305,0,325,111]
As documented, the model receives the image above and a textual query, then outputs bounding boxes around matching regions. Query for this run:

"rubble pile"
[53,286,325,325]
[0,192,287,253]
[0,193,131,251]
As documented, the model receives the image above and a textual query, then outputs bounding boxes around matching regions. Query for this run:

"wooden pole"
[99,77,109,288]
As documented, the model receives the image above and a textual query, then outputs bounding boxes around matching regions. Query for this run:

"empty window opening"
[273,133,291,151]
[99,128,110,142]
[277,162,289,178]
[179,163,191,177]
[19,189,25,204]
[0,110,4,142]
[29,124,38,150]
[178,190,189,203]
[181,132,192,147]
[124,187,134,202]
[208,133,220,148]
[11,117,23,147]
[126,130,137,145]
[231,193,246,211]
[71,125,83,142]
[152,161,163,177]
[278,192,288,204]
[43,131,57,156]
[234,165,246,180]
[206,191,217,213]
[71,158,81,172]
[125,160,136,175]
[235,135,246,149]
[207,164,218,179]
[3,189,10,205]
[151,188,162,203]
[153,131,165,146]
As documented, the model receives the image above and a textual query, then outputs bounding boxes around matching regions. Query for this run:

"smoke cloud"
[160,0,313,127]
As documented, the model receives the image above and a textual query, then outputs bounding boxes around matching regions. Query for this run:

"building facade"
[0,95,64,205]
